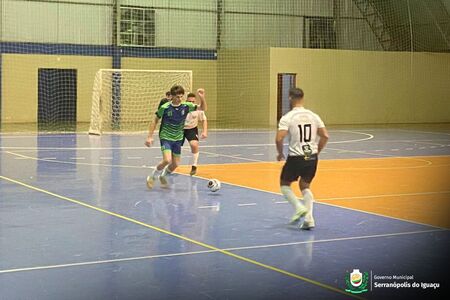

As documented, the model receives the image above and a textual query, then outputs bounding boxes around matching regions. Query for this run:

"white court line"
[325,147,435,170]
[127,156,142,160]
[188,172,447,230]
[70,157,85,160]
[237,203,257,207]
[201,150,263,163]
[393,129,450,136]
[318,190,450,201]
[0,130,374,150]
[5,151,448,229]
[40,157,57,160]
[198,205,219,209]
[0,228,443,275]
[100,157,113,160]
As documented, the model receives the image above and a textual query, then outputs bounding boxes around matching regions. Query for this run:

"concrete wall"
[1,54,216,127]
[270,48,450,126]
[217,48,270,128]
[1,54,111,128]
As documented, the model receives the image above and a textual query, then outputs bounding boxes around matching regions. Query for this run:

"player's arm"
[317,127,329,154]
[196,88,207,111]
[200,117,208,139]
[145,115,161,147]
[275,130,288,161]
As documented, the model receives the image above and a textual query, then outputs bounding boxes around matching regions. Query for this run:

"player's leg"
[280,156,307,224]
[160,140,182,185]
[298,158,318,230]
[189,139,199,175]
[186,127,200,175]
[147,141,172,189]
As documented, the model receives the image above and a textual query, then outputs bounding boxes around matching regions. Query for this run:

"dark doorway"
[38,68,77,131]
[277,73,296,121]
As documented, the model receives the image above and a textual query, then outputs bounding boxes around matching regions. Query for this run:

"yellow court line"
[0,174,365,300]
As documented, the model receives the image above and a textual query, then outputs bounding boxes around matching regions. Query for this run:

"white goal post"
[88,69,193,134]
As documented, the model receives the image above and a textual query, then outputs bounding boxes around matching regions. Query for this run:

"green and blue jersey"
[156,101,197,141]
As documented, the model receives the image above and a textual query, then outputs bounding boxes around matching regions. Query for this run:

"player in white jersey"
[184,90,208,175]
[276,88,329,230]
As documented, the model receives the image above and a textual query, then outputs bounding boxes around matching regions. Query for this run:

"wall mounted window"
[304,17,336,49]
[120,6,155,47]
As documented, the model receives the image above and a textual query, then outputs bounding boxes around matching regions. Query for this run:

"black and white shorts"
[280,155,318,183]
[184,127,199,143]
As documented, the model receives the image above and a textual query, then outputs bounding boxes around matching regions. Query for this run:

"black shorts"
[280,155,318,183]
[184,127,199,143]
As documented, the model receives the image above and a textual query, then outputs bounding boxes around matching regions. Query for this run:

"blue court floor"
[1,127,449,300]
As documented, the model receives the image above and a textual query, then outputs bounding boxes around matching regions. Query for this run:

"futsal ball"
[207,179,221,192]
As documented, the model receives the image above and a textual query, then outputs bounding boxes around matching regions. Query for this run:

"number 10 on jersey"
[298,124,312,142]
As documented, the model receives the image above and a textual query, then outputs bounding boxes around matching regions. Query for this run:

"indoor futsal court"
[1,1,449,300]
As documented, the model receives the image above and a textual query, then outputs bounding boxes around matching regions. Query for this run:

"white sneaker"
[159,174,169,187]
[289,206,308,224]
[300,218,315,230]
[146,175,155,189]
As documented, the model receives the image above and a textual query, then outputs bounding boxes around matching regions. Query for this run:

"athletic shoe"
[190,166,197,176]
[289,206,307,224]
[300,219,315,230]
[146,175,155,189]
[159,174,169,187]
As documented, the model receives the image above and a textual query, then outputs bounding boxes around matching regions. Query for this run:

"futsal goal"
[88,69,192,135]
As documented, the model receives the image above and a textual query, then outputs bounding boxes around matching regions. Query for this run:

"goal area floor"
[1,126,449,299]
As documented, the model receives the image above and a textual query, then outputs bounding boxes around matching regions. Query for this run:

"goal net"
[88,69,192,135]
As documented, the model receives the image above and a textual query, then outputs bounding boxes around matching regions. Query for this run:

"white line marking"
[187,172,447,230]
[70,157,85,160]
[0,130,374,150]
[391,149,400,151]
[394,129,450,136]
[275,201,288,204]
[198,205,219,209]
[13,157,28,160]
[201,150,263,162]
[40,157,56,160]
[0,229,443,274]
[319,190,450,201]
[127,156,142,160]
[100,157,113,160]
[237,203,257,207]
[252,153,265,156]
[4,151,448,229]
[325,147,435,169]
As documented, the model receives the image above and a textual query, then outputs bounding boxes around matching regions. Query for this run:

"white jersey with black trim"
[184,110,206,129]
[278,106,325,156]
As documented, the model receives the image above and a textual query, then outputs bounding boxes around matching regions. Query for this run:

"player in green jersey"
[145,85,206,188]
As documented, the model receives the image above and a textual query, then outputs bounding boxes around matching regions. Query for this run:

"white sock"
[151,167,161,178]
[281,186,302,212]
[302,188,314,222]
[161,165,173,177]
[191,152,199,166]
